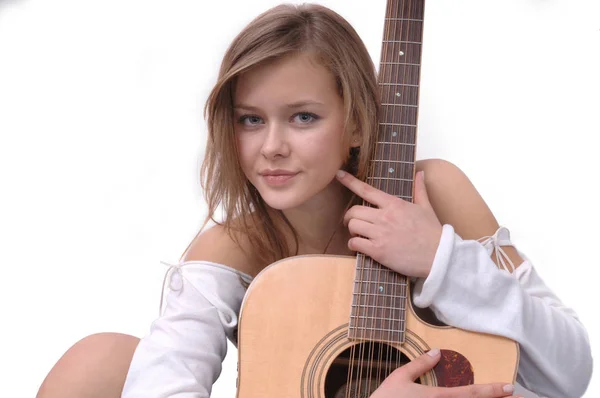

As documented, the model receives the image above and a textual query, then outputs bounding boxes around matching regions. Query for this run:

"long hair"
[182,3,380,270]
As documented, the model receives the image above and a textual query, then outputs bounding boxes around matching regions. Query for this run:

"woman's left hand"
[336,169,443,279]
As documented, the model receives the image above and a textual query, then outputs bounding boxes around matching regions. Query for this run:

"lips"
[259,169,297,177]
[259,169,299,186]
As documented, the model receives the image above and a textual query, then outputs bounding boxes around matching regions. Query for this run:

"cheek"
[235,135,258,170]
[302,133,346,171]
[317,126,347,161]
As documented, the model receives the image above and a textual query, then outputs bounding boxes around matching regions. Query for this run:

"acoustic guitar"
[236,1,519,396]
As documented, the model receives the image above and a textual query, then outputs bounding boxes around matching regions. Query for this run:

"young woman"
[36,3,592,398]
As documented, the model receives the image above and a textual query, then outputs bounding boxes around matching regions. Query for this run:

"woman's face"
[234,53,355,211]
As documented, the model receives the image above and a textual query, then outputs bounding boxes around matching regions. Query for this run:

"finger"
[433,383,516,398]
[347,236,375,255]
[343,205,379,227]
[414,170,434,210]
[413,170,427,203]
[347,218,378,239]
[336,170,390,208]
[392,349,441,382]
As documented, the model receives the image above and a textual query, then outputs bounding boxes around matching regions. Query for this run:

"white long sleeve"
[413,224,593,398]
[122,260,252,398]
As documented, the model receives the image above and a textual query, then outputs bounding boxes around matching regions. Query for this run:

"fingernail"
[336,170,346,178]
[427,348,440,357]
[503,384,514,394]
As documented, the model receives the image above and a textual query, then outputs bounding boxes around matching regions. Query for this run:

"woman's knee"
[37,332,140,398]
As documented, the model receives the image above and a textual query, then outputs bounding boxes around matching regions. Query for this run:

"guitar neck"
[349,0,426,344]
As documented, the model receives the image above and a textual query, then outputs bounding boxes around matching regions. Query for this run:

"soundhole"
[324,341,417,398]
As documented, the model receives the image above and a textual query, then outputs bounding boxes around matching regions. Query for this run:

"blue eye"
[238,115,263,126]
[293,112,319,124]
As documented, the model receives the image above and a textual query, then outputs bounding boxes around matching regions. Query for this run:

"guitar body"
[236,255,519,397]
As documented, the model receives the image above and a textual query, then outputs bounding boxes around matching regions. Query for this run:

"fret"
[352,295,407,310]
[356,256,401,266]
[354,272,407,281]
[380,85,419,105]
[381,106,418,124]
[369,177,412,184]
[382,21,424,43]
[351,315,406,323]
[367,160,415,176]
[354,279,407,286]
[353,271,408,282]
[384,18,423,22]
[382,40,422,44]
[348,326,406,333]
[353,292,407,299]
[366,180,414,196]
[381,42,422,68]
[394,194,413,199]
[379,123,417,127]
[381,103,418,108]
[377,125,417,147]
[379,64,421,87]
[369,159,414,164]
[356,258,406,271]
[354,271,407,279]
[367,163,414,181]
[367,177,413,182]
[354,284,408,292]
[353,292,408,300]
[378,83,419,87]
[374,141,415,146]
[352,304,407,310]
[380,62,420,66]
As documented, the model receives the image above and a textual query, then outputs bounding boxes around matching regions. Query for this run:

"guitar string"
[356,0,397,386]
[385,0,397,381]
[376,1,403,386]
[366,0,389,382]
[383,0,403,387]
[355,0,391,388]
[390,0,404,381]
[374,0,401,390]
[396,2,410,376]
[398,0,419,376]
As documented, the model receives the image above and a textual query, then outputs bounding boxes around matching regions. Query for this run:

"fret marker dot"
[389,168,394,173]
[396,92,401,97]
[392,131,398,137]
[399,51,405,56]
[379,286,384,293]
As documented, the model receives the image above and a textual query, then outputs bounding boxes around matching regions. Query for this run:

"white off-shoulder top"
[122,225,593,398]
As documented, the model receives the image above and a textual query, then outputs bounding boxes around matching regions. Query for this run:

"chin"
[260,194,308,211]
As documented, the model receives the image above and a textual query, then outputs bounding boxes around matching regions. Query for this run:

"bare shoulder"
[415,158,524,269]
[182,223,262,277]
[415,158,496,236]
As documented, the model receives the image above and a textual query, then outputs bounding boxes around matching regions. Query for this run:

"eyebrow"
[234,100,325,111]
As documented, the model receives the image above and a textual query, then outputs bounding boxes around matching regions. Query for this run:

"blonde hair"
[183,3,380,269]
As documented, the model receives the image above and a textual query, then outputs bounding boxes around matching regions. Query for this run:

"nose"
[260,122,290,159]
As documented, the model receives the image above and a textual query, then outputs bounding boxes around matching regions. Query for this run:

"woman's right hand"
[370,349,523,398]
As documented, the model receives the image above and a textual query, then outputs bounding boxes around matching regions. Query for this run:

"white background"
[0,0,598,397]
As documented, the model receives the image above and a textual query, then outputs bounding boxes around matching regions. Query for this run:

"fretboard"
[348,0,425,344]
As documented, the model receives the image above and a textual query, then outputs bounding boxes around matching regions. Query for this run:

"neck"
[271,180,355,256]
